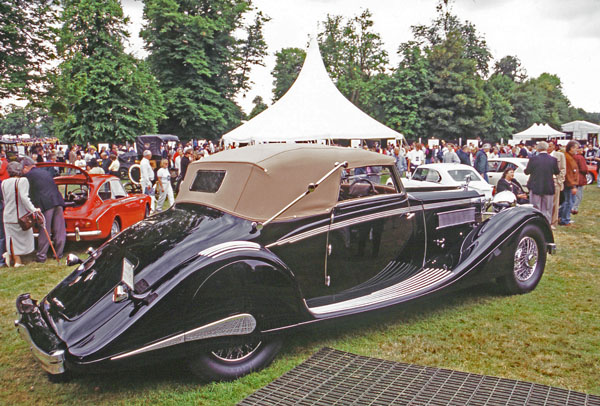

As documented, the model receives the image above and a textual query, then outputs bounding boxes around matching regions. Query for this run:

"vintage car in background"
[409,163,493,200]
[34,163,151,241]
[127,134,180,185]
[16,145,555,382]
[585,159,597,184]
[487,158,530,192]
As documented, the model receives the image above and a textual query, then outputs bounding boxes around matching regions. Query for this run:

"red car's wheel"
[110,218,121,238]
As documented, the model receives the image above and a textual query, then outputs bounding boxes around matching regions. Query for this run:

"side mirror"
[65,254,82,266]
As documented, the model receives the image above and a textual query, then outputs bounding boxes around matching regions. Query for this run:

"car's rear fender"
[185,246,310,334]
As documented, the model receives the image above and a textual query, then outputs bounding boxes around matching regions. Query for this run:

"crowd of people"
[0,136,597,267]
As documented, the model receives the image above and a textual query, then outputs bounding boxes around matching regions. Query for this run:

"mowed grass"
[1,187,598,405]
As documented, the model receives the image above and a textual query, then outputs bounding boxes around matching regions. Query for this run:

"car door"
[110,179,142,226]
[307,165,425,307]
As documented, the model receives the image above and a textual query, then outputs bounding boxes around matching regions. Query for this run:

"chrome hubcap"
[211,341,261,363]
[513,236,538,282]
[111,221,120,237]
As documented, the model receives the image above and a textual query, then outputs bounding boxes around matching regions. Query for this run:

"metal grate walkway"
[239,347,600,405]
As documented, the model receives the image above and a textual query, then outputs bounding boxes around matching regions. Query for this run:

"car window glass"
[425,169,441,183]
[110,180,127,198]
[488,161,502,172]
[447,169,479,182]
[339,165,398,201]
[412,168,427,181]
[98,182,112,200]
[190,170,226,193]
[506,163,517,171]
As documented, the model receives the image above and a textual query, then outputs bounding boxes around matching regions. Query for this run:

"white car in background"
[408,163,493,200]
[487,158,530,192]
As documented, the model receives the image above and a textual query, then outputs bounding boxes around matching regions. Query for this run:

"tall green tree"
[0,104,52,137]
[421,30,490,140]
[142,0,269,139]
[374,43,430,139]
[247,95,267,119]
[0,0,59,102]
[317,10,389,112]
[52,0,165,145]
[271,47,305,101]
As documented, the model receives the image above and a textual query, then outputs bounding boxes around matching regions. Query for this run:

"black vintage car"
[15,144,555,381]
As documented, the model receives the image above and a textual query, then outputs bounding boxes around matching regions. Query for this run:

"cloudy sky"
[122,0,600,121]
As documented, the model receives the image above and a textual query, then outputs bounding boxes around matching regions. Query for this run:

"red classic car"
[35,163,152,241]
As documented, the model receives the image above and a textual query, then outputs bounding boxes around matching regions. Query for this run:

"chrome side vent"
[437,207,476,229]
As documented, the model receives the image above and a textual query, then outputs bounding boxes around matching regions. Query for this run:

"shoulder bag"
[15,179,40,231]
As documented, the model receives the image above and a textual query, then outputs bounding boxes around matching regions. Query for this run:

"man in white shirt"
[156,159,174,211]
[406,144,425,173]
[140,150,156,212]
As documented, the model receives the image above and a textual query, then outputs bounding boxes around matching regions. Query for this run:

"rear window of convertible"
[190,170,226,193]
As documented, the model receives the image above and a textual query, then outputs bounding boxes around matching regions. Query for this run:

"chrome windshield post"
[258,161,348,230]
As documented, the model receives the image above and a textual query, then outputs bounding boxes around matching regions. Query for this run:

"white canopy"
[222,38,403,144]
[512,123,565,141]
[561,120,600,140]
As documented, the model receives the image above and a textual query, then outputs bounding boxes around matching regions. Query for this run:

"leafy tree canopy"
[51,0,165,145]
[141,0,269,140]
[271,47,306,102]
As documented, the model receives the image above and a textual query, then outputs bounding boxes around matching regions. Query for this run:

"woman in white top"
[156,159,175,211]
[2,162,39,267]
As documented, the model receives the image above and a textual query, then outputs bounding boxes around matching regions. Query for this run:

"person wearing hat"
[87,158,105,174]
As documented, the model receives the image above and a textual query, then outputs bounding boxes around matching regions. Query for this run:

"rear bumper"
[15,294,66,375]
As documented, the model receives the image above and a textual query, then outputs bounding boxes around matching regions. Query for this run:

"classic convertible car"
[34,163,151,241]
[16,145,555,382]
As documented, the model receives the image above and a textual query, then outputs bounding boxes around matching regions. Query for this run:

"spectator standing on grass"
[473,144,490,182]
[108,154,120,176]
[1,162,39,267]
[548,142,566,229]
[156,159,174,211]
[176,148,192,193]
[559,141,580,226]
[524,141,559,224]
[456,145,471,166]
[442,144,460,164]
[22,157,66,263]
[140,150,156,212]
[571,145,588,215]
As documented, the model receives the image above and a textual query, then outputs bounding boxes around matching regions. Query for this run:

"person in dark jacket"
[571,145,588,214]
[473,144,490,182]
[525,141,559,224]
[21,156,66,262]
[456,145,471,166]
[175,148,192,193]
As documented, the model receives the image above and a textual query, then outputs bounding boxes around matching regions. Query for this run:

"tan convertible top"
[176,144,394,221]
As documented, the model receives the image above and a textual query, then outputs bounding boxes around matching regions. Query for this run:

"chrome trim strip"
[15,322,65,374]
[308,268,452,315]
[111,314,257,360]
[199,241,261,258]
[268,197,476,248]
[66,230,102,237]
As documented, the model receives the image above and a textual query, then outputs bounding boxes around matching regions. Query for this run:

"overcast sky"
[121,0,600,122]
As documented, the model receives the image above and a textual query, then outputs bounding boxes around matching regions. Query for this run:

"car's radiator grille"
[437,207,476,229]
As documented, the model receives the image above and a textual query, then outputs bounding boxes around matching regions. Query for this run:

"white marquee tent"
[561,120,600,141]
[512,123,565,142]
[222,38,403,144]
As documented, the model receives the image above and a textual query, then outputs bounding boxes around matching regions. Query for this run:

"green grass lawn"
[1,187,599,405]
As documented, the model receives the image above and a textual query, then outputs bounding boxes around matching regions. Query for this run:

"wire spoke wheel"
[211,341,262,363]
[513,236,538,282]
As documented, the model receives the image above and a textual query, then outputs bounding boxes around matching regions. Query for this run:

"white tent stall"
[561,120,600,145]
[222,38,403,145]
[512,123,565,142]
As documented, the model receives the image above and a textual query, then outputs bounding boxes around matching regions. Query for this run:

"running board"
[308,267,453,316]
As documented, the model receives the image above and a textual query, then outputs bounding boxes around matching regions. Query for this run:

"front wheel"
[499,224,547,294]
[188,337,282,382]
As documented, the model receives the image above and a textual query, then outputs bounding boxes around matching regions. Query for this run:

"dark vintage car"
[127,134,179,185]
[15,145,555,382]
[34,162,152,241]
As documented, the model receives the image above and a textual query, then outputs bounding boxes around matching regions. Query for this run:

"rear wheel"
[110,218,121,238]
[499,224,547,294]
[188,337,282,382]
[586,172,594,185]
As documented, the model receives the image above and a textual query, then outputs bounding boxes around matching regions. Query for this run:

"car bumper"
[546,243,557,255]
[15,294,66,375]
